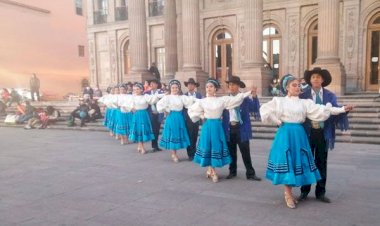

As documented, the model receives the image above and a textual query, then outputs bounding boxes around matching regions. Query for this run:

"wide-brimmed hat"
[225,75,246,88]
[304,67,332,87]
[184,78,199,87]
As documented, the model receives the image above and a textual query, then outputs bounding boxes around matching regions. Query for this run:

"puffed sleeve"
[304,99,345,121]
[188,100,204,123]
[119,95,134,113]
[180,95,196,108]
[259,97,282,125]
[156,95,170,113]
[110,95,119,108]
[222,91,251,110]
[143,93,165,105]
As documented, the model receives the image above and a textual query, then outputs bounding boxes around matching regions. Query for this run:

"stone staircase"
[1,94,380,145]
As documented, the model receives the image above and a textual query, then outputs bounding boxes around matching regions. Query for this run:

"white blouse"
[188,91,252,122]
[156,95,196,113]
[120,94,164,112]
[260,96,346,125]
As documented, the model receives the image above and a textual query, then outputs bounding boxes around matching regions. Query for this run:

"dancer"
[259,74,352,209]
[188,78,256,183]
[222,75,261,181]
[121,82,164,154]
[183,78,202,161]
[298,67,353,203]
[156,79,195,163]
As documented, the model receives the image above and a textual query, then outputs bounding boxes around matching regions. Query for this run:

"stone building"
[87,0,380,95]
[0,0,89,97]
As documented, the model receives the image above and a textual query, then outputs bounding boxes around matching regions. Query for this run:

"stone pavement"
[0,127,379,226]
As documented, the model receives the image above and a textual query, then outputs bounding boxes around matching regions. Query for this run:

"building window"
[307,20,318,69]
[94,0,108,24]
[115,0,128,21]
[149,0,164,17]
[78,45,85,57]
[75,0,83,15]
[263,25,281,80]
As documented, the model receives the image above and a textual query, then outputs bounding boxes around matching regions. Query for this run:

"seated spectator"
[83,86,94,99]
[46,106,61,124]
[16,101,35,124]
[1,88,10,104]
[70,98,89,127]
[0,99,6,116]
[93,86,103,100]
[88,99,102,122]
[24,108,48,129]
[8,89,21,107]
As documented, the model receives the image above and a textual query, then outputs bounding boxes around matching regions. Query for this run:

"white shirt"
[260,96,345,125]
[188,91,251,122]
[311,88,323,103]
[156,95,196,113]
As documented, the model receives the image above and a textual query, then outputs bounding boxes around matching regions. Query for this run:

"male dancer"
[145,79,165,152]
[222,75,261,181]
[299,67,353,203]
[183,78,202,161]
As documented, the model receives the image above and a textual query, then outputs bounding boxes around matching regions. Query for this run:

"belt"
[230,121,239,126]
[311,121,322,129]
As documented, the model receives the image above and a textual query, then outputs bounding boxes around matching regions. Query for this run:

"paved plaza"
[0,127,379,226]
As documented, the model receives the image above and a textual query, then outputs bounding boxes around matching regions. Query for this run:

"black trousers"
[228,124,256,177]
[150,113,160,149]
[186,120,199,158]
[301,128,328,197]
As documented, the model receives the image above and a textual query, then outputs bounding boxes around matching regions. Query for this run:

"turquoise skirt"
[193,119,231,168]
[128,109,155,142]
[159,111,190,150]
[115,110,133,136]
[104,108,116,132]
[266,123,321,187]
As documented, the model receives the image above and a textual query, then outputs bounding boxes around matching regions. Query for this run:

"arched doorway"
[212,29,233,91]
[263,25,281,81]
[366,12,380,91]
[308,20,318,70]
[123,40,131,80]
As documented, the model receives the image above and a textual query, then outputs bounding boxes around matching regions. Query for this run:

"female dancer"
[122,82,164,154]
[115,85,133,145]
[156,79,195,162]
[188,78,255,183]
[260,74,351,209]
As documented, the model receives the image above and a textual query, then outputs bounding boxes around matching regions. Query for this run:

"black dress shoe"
[226,173,237,179]
[298,192,308,201]
[247,175,262,181]
[316,195,331,203]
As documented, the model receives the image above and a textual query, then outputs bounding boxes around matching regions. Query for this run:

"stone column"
[315,0,345,94]
[87,0,94,26]
[240,0,271,96]
[128,0,153,81]
[176,0,183,72]
[164,0,178,82]
[175,0,207,93]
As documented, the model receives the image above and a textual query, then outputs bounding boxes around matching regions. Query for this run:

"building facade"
[0,0,88,98]
[87,0,380,95]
